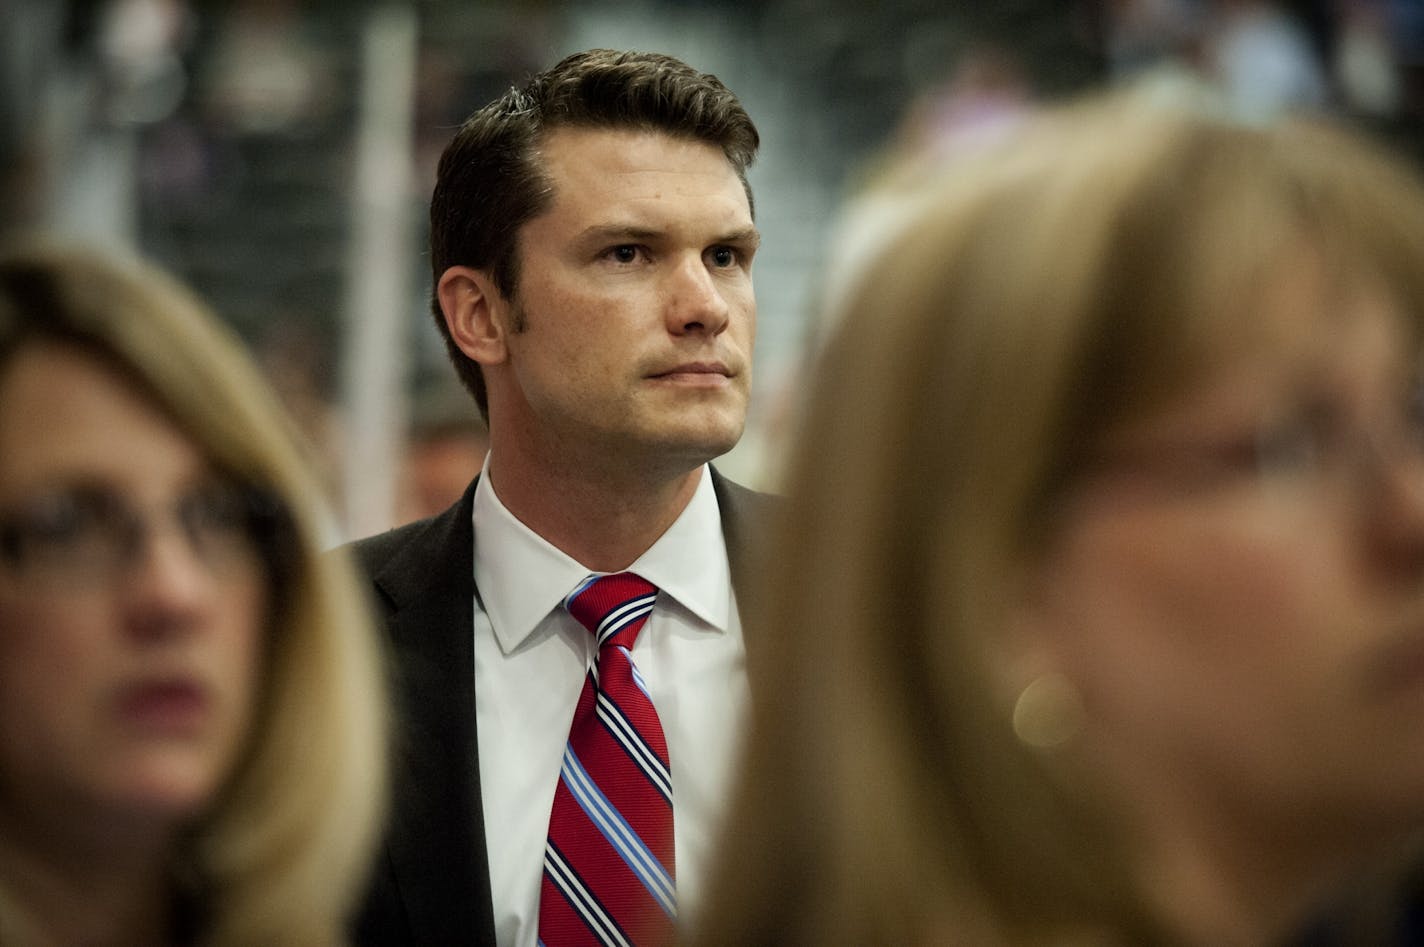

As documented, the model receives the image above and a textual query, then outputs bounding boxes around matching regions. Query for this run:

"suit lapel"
[710,465,774,607]
[373,478,496,943]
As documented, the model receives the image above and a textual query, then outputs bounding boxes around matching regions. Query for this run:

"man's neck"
[484,450,705,573]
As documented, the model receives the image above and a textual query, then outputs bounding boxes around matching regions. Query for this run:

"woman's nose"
[120,522,215,641]
[1363,429,1424,582]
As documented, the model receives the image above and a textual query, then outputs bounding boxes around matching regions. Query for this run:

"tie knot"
[565,572,658,651]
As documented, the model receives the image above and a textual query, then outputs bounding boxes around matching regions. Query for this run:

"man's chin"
[640,420,746,469]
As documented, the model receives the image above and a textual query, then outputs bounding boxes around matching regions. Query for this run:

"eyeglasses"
[0,481,288,592]
[1254,392,1424,484]
[1086,381,1424,501]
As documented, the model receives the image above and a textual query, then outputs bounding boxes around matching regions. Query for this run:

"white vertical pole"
[342,3,418,540]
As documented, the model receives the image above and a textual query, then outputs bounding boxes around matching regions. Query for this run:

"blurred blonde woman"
[696,94,1424,946]
[0,242,388,946]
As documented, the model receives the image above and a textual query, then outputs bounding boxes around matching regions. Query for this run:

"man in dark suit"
[349,49,772,945]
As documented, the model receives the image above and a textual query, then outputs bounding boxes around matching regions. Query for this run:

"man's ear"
[437,265,509,367]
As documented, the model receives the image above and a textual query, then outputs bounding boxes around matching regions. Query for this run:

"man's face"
[493,126,758,477]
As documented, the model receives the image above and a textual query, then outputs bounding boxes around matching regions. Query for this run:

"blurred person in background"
[695,93,1424,945]
[0,242,388,946]
[348,49,776,946]
[816,43,1036,341]
[393,383,488,526]
[1204,0,1329,119]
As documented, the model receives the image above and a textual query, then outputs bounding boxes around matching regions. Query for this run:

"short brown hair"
[428,48,760,419]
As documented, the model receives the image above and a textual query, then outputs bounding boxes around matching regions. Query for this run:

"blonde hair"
[695,92,1424,945]
[0,241,389,946]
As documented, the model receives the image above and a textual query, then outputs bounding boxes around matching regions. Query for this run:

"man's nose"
[664,256,730,336]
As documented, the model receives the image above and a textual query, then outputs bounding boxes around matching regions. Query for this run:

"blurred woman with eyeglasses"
[0,243,388,946]
[694,92,1424,946]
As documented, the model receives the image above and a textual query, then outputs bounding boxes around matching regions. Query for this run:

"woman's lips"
[115,680,212,735]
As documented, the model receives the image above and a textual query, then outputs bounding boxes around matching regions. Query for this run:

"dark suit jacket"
[348,467,775,945]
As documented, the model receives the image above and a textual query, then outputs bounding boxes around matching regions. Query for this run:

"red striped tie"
[538,572,675,947]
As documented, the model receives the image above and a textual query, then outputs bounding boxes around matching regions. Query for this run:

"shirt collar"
[473,463,731,655]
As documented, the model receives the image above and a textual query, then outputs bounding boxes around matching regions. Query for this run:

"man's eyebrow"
[575,224,663,244]
[717,227,761,248]
[573,224,762,247]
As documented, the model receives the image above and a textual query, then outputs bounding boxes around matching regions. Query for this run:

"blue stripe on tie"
[626,655,653,701]
[561,746,677,916]
[596,690,673,801]
[565,574,600,606]
[596,594,657,644]
[544,841,631,947]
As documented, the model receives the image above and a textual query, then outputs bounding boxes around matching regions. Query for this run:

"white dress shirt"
[472,464,749,947]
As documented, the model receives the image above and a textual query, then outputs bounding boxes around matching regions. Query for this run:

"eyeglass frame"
[0,478,296,598]
[1069,378,1424,504]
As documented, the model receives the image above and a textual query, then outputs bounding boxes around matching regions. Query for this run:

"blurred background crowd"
[2,0,1421,539]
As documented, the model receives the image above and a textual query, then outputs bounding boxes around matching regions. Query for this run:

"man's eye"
[608,245,640,264]
[708,246,736,268]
